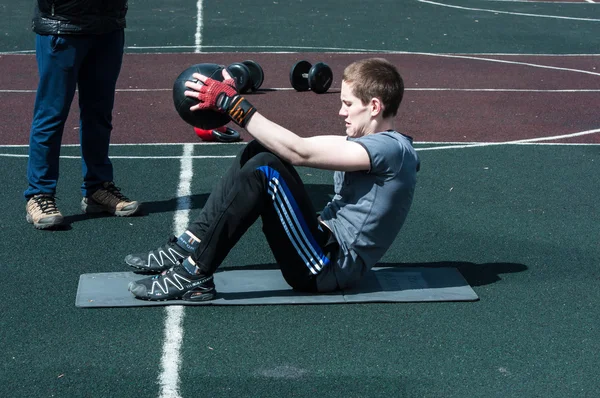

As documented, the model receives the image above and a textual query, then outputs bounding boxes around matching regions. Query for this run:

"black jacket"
[32,0,128,35]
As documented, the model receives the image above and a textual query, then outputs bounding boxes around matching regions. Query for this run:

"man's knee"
[239,140,270,164]
[246,139,266,152]
[244,149,282,171]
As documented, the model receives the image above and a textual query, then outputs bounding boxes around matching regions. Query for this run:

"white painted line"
[121,45,391,52]
[173,144,195,231]
[3,88,600,94]
[0,142,244,148]
[418,0,600,21]
[195,0,204,53]
[157,143,195,398]
[4,51,600,98]
[2,47,600,56]
[0,89,172,93]
[120,46,600,55]
[0,154,236,159]
[406,88,600,92]
[418,140,599,145]
[125,47,600,56]
[485,0,592,3]
[158,307,184,398]
[417,128,600,151]
[110,142,246,146]
[413,52,600,77]
[513,142,599,146]
[1,134,599,159]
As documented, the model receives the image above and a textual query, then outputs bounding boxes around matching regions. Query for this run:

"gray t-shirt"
[317,131,419,291]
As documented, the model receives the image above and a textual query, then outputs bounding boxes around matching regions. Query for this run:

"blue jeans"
[24,30,124,199]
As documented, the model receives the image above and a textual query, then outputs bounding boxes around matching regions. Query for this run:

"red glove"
[196,76,257,128]
[195,77,237,110]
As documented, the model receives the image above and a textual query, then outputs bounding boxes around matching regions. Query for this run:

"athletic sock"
[181,257,204,276]
[176,230,201,253]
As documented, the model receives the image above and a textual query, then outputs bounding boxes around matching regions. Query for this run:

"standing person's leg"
[78,29,139,216]
[24,34,85,229]
[128,142,332,300]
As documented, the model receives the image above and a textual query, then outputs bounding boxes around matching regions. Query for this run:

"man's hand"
[185,69,257,128]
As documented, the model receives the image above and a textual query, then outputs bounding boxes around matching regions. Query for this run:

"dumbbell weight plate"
[242,60,264,92]
[194,126,242,142]
[227,62,252,93]
[212,127,242,142]
[290,60,312,92]
[308,62,333,94]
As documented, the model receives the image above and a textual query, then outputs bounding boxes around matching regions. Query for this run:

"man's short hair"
[342,58,404,118]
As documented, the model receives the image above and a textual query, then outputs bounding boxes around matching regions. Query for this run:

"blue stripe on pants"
[257,165,329,274]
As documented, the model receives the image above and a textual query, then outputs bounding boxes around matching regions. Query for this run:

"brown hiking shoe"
[81,182,140,217]
[26,194,65,229]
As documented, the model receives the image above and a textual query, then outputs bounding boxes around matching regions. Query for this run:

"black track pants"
[186,141,334,291]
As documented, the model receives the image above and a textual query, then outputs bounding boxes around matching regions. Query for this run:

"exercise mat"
[76,267,478,308]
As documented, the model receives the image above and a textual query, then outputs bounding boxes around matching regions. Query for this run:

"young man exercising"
[126,58,420,301]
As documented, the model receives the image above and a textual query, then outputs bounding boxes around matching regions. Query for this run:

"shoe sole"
[81,200,140,217]
[131,293,217,302]
[26,213,65,230]
[129,282,217,302]
[182,290,216,302]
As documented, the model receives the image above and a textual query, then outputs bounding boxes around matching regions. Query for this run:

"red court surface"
[1,53,598,146]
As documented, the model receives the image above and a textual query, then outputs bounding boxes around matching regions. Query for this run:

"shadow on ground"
[377,261,528,287]
[221,261,528,288]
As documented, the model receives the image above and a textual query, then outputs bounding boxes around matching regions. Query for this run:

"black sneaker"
[128,263,216,301]
[125,235,190,273]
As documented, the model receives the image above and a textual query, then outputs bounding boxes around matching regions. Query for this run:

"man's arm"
[184,70,370,172]
[245,112,370,171]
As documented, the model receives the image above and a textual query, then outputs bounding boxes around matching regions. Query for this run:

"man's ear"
[370,97,384,117]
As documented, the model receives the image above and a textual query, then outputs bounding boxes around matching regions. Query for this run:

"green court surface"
[1,0,599,397]
[2,0,600,53]
[1,143,599,397]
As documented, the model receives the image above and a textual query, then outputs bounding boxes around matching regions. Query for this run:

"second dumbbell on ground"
[289,60,333,94]
[227,60,264,94]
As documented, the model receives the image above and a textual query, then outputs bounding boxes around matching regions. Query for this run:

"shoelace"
[32,195,60,215]
[103,183,131,202]
[91,183,133,208]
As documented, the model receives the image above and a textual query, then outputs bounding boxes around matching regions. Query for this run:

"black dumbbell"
[227,60,264,94]
[242,60,264,92]
[289,60,333,94]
